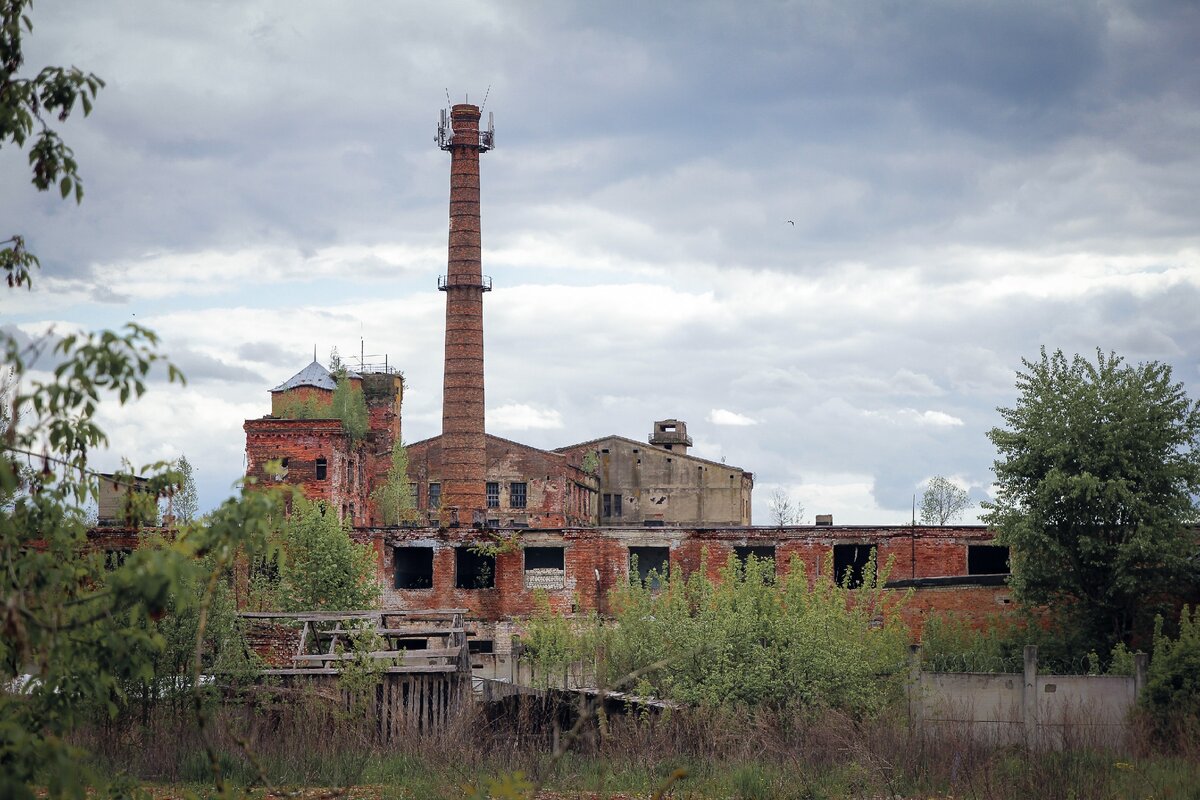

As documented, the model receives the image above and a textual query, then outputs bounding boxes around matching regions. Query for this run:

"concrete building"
[556,421,753,527]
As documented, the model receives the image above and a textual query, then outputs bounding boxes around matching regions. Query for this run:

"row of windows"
[420,481,528,510]
[274,456,360,486]
[392,543,1012,592]
[394,545,566,590]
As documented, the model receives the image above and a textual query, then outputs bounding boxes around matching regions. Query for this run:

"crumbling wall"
[406,434,598,528]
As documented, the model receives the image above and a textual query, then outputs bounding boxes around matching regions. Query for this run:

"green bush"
[331,373,368,443]
[264,497,380,611]
[523,551,911,715]
[1144,607,1200,724]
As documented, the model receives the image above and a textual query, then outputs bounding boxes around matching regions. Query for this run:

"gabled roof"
[554,433,751,475]
[270,360,360,393]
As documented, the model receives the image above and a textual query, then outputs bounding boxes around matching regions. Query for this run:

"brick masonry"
[407,433,598,528]
[439,103,490,518]
[363,524,1015,649]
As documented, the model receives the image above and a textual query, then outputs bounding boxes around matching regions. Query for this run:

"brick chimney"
[437,103,494,522]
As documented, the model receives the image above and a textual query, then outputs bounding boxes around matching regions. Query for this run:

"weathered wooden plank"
[260,664,459,675]
[293,646,460,662]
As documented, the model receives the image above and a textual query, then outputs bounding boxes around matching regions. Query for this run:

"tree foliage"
[984,348,1200,651]
[919,475,972,526]
[372,439,416,525]
[170,453,199,524]
[1144,607,1200,729]
[331,372,368,443]
[2,0,104,289]
[1,327,281,799]
[261,496,379,612]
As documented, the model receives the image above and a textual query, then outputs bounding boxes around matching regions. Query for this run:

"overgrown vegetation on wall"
[523,552,910,715]
[273,371,369,445]
[372,439,416,525]
[331,372,368,443]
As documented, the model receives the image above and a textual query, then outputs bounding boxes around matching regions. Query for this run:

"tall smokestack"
[437,103,494,522]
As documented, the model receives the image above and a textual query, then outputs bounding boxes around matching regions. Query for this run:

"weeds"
[72,688,1200,799]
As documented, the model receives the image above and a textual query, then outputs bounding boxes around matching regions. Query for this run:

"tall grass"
[75,687,1200,799]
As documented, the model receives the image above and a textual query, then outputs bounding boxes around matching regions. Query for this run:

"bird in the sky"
[786,220,795,226]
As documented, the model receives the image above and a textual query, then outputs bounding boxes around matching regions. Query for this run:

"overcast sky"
[4,1,1198,524]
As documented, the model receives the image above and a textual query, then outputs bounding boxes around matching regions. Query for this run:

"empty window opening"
[104,549,132,571]
[525,546,565,570]
[968,545,1010,575]
[468,639,495,654]
[315,457,327,480]
[601,448,609,454]
[250,552,280,583]
[833,544,876,589]
[486,482,499,508]
[455,547,495,589]
[525,546,566,590]
[629,546,670,589]
[395,638,428,651]
[429,482,441,509]
[734,546,776,566]
[394,546,434,589]
[510,482,527,509]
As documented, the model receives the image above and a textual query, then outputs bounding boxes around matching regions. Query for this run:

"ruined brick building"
[242,102,1014,647]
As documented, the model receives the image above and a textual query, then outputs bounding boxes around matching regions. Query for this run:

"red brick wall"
[244,418,368,524]
[364,524,1006,623]
[406,434,598,528]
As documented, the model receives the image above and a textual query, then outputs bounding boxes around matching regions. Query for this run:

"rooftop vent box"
[815,514,833,526]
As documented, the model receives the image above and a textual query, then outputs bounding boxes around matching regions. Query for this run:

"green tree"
[919,475,972,526]
[170,453,199,523]
[1,328,281,799]
[271,496,379,611]
[984,348,1200,651]
[331,371,368,443]
[372,438,416,525]
[2,0,104,289]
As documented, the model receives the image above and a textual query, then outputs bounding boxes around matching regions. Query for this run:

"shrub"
[524,550,911,715]
[1144,607,1200,725]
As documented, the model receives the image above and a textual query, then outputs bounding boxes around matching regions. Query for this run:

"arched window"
[315,457,327,480]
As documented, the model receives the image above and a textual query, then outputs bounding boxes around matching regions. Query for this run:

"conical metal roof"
[269,360,358,393]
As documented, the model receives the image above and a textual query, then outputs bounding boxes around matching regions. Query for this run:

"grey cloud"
[236,341,303,365]
[156,347,264,385]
